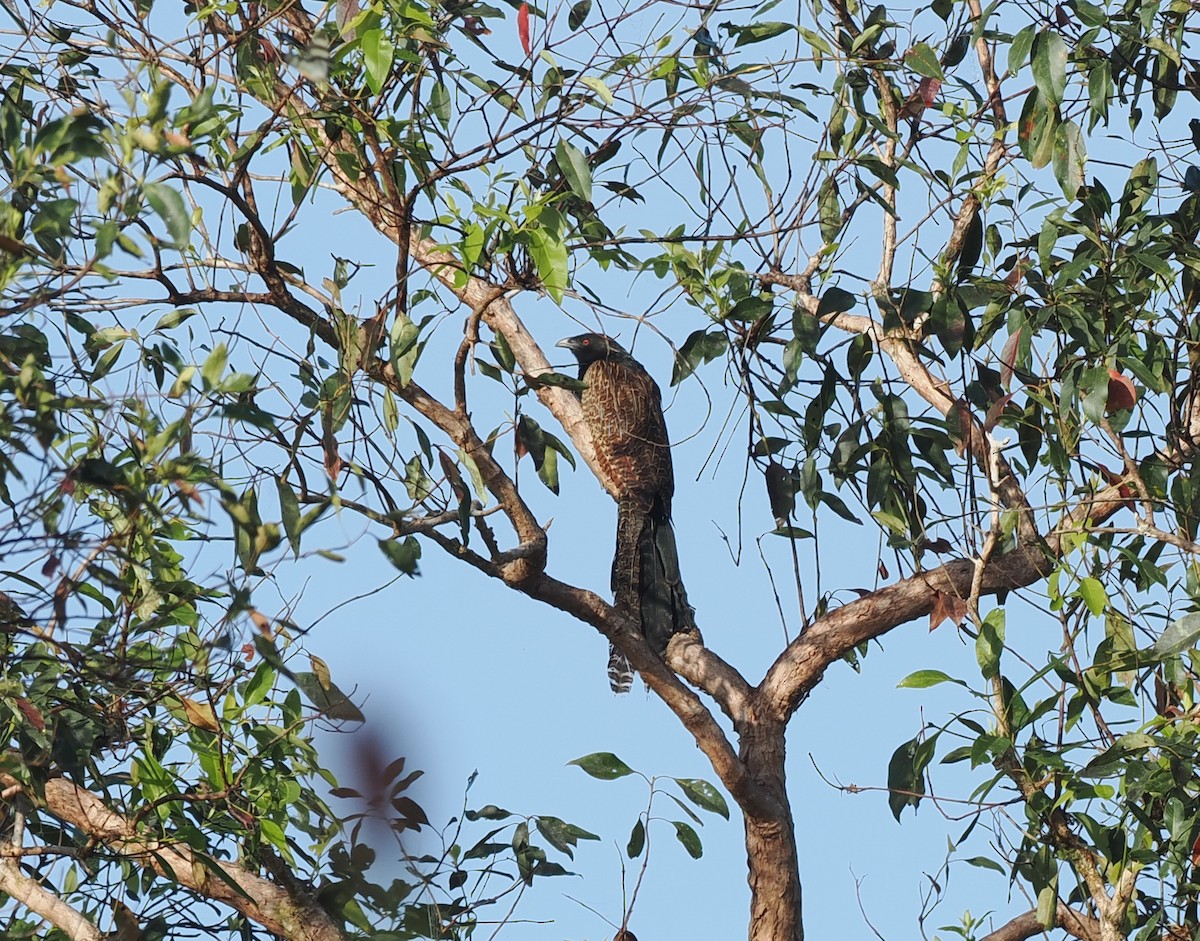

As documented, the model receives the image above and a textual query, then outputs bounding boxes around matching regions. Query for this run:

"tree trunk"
[741,720,803,941]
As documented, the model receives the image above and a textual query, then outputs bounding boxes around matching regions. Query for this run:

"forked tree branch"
[0,776,347,941]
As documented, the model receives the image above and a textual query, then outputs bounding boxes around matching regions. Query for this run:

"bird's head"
[555,333,629,366]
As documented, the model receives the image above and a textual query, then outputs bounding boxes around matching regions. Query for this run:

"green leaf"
[886,732,937,821]
[1031,30,1067,106]
[673,778,729,819]
[672,329,728,385]
[976,609,1004,679]
[429,82,451,128]
[568,752,635,780]
[897,669,964,689]
[555,139,592,203]
[1080,364,1109,424]
[1077,577,1106,616]
[527,224,568,303]
[362,28,395,96]
[389,311,421,386]
[1017,88,1058,169]
[1052,119,1086,200]
[1008,25,1035,76]
[201,343,228,390]
[733,21,793,46]
[568,0,591,29]
[153,308,197,331]
[144,182,191,248]
[671,820,703,858]
[277,477,301,557]
[1149,612,1200,659]
[963,856,1006,873]
[904,42,945,80]
[293,672,366,722]
[817,287,856,317]
[581,75,613,106]
[627,818,645,858]
[379,536,421,576]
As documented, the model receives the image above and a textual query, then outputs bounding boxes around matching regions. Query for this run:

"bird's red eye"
[582,338,590,345]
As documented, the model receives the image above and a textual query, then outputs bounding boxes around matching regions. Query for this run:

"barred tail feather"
[608,644,634,694]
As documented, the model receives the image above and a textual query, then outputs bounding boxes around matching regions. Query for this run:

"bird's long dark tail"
[609,495,694,693]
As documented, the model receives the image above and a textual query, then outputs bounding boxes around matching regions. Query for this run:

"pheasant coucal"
[557,334,695,692]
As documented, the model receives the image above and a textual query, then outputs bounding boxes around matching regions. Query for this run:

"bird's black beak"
[555,337,575,350]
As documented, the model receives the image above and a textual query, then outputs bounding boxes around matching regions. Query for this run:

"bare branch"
[978,905,1101,941]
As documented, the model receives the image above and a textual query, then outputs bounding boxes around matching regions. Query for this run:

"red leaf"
[1003,255,1027,291]
[897,92,924,119]
[929,589,968,631]
[1192,833,1200,868]
[1106,369,1137,413]
[999,326,1022,388]
[16,698,45,732]
[919,77,941,107]
[984,391,1017,431]
[517,2,531,55]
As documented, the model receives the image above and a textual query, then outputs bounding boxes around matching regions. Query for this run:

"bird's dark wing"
[578,353,693,691]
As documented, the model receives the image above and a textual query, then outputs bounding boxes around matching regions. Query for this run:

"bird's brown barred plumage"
[557,334,695,693]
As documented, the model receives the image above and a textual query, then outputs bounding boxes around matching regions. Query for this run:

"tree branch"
[0,859,102,941]
[759,481,1130,720]
[3,775,347,941]
[978,904,1101,941]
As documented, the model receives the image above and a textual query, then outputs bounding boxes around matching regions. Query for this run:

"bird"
[556,334,695,692]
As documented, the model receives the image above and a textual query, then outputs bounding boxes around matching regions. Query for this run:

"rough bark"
[2,775,347,941]
[740,720,802,941]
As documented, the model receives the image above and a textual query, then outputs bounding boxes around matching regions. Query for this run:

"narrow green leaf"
[817,286,856,316]
[897,669,964,689]
[733,21,793,46]
[277,477,301,557]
